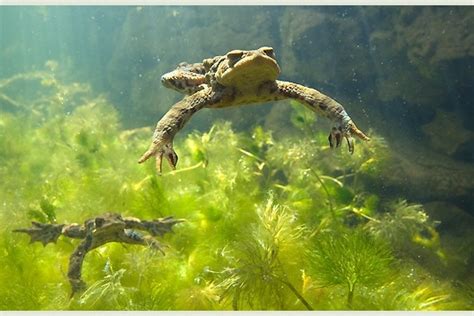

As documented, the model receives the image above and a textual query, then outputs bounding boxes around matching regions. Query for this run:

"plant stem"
[347,283,355,309]
[164,161,205,175]
[276,277,314,310]
[351,207,380,222]
[309,169,336,220]
[232,287,240,311]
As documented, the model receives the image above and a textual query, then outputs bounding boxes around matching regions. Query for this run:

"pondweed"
[0,67,470,310]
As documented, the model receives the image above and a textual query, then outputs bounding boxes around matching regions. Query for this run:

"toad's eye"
[226,50,244,61]
[261,47,276,59]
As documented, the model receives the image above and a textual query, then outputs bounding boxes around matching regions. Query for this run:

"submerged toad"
[14,213,183,295]
[139,47,370,173]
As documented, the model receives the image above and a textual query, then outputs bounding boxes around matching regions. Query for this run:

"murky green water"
[0,6,472,310]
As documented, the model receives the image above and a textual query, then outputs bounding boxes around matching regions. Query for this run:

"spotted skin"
[14,213,184,296]
[139,47,370,173]
[160,62,208,94]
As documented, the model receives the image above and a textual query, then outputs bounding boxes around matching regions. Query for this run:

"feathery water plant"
[308,229,394,308]
[76,259,134,309]
[215,196,312,310]
[356,262,467,310]
[365,200,445,261]
[0,66,471,310]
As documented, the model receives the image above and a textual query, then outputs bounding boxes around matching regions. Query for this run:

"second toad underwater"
[138,46,370,173]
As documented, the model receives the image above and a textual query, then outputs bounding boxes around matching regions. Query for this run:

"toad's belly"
[207,83,282,109]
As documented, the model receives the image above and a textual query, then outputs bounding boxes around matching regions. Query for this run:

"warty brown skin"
[14,213,183,296]
[139,47,370,173]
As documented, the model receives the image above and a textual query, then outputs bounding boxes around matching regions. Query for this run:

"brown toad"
[139,47,370,173]
[14,213,183,295]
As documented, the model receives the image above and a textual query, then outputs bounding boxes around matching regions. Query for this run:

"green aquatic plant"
[365,200,446,261]
[0,63,93,118]
[215,196,312,310]
[0,66,471,311]
[308,229,394,308]
[77,259,133,309]
[26,196,58,224]
[356,262,466,310]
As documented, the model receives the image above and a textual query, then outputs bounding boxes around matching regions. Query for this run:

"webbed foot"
[328,120,370,154]
[138,141,178,174]
[143,216,185,237]
[13,222,65,246]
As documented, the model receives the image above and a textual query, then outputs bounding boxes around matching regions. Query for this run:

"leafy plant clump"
[308,229,393,308]
[214,196,311,310]
[0,66,470,310]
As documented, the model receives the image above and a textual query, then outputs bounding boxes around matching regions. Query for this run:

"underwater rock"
[424,201,474,280]
[366,143,474,214]
[279,7,372,92]
[398,7,474,66]
[279,7,473,165]
[423,201,474,236]
[367,7,474,107]
[421,110,473,156]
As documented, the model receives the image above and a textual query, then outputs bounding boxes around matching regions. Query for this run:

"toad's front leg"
[138,87,222,174]
[275,80,370,153]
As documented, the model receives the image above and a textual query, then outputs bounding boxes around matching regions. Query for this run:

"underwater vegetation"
[0,65,472,311]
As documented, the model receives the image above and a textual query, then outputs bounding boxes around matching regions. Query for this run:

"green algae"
[0,68,471,311]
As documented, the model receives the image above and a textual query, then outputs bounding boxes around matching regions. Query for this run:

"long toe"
[349,121,370,141]
[328,127,341,149]
[346,135,355,154]
[138,149,155,164]
[155,151,165,174]
[163,144,178,170]
[335,131,342,148]
[328,132,335,148]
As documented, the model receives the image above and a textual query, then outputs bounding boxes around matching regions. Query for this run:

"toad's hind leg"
[138,87,221,174]
[274,80,370,153]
